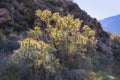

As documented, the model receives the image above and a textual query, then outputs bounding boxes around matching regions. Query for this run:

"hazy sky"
[73,0,120,19]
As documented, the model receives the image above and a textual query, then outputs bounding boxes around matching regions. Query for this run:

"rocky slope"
[0,0,110,50]
[0,0,107,36]
[0,0,119,80]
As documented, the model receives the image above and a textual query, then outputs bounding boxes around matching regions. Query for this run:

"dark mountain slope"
[0,0,107,38]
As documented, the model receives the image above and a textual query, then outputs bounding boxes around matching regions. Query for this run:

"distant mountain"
[100,14,120,34]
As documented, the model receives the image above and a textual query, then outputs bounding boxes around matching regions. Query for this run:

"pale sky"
[73,0,120,19]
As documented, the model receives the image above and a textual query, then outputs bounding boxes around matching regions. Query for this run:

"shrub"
[34,9,98,69]
[4,38,60,80]
[110,33,120,79]
[97,71,116,80]
[110,33,120,46]
[11,38,59,72]
[3,9,99,80]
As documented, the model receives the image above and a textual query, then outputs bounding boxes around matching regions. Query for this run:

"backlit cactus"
[34,9,98,68]
[11,38,59,73]
[8,9,100,80]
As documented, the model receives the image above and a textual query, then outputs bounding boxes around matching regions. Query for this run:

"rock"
[55,73,63,80]
[67,69,96,80]
[0,8,12,27]
[8,40,20,51]
[97,40,113,54]
[33,18,42,27]
[67,69,86,79]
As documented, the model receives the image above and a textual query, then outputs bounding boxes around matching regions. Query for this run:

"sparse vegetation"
[0,9,117,80]
[110,33,120,79]
[0,0,120,79]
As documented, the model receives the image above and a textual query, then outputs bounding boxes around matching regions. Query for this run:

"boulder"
[67,69,97,80]
[0,8,12,27]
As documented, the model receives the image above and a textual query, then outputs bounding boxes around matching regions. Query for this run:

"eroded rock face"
[0,8,12,27]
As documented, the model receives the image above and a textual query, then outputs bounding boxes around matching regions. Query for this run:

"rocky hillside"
[0,0,120,80]
[0,0,110,50]
[0,0,107,36]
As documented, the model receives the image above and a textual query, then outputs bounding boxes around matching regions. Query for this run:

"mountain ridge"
[100,14,120,34]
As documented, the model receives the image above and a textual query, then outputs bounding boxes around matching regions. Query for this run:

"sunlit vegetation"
[110,33,120,46]
[110,33,120,79]
[0,9,117,80]
[33,9,98,70]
